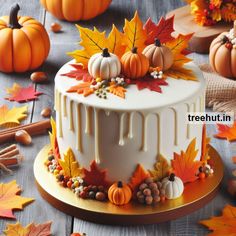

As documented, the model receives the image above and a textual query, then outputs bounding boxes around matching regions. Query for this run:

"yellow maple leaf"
[149,155,171,181]
[3,222,31,236]
[59,148,82,178]
[109,85,126,98]
[199,205,236,235]
[49,117,60,161]
[123,11,147,51]
[67,49,91,68]
[107,24,126,58]
[0,105,28,128]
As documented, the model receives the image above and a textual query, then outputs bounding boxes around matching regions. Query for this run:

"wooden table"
[0,0,235,235]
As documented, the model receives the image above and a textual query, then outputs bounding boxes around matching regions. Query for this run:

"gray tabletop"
[0,0,235,235]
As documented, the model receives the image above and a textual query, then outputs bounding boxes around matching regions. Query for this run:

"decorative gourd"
[88,48,121,80]
[40,0,112,22]
[142,39,173,71]
[108,181,132,205]
[121,47,149,79]
[0,4,50,73]
[209,21,236,79]
[161,173,184,200]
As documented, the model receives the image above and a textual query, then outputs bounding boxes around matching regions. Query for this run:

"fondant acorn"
[108,181,132,205]
[0,4,50,73]
[209,21,236,79]
[88,48,121,80]
[121,47,149,79]
[40,0,112,22]
[161,173,184,199]
[142,38,173,71]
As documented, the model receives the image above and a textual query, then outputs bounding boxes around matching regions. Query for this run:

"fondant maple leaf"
[0,180,34,219]
[82,160,111,188]
[171,138,202,184]
[199,205,236,235]
[61,64,93,82]
[5,83,43,103]
[59,148,82,178]
[109,85,126,98]
[67,82,94,97]
[4,221,52,236]
[144,15,175,45]
[67,49,91,68]
[214,121,236,142]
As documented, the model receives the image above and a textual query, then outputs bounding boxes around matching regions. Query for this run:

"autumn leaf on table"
[49,117,60,161]
[199,205,236,236]
[5,83,43,103]
[61,64,93,82]
[0,180,34,219]
[4,221,52,236]
[59,148,82,178]
[82,160,111,188]
[171,138,202,184]
[67,82,94,97]
[129,164,150,191]
[0,105,28,128]
[201,124,211,163]
[144,15,175,45]
[109,85,126,98]
[67,49,91,68]
[214,121,236,142]
[149,155,172,181]
[123,11,147,51]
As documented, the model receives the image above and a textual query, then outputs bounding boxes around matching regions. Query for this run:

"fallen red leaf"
[214,122,236,142]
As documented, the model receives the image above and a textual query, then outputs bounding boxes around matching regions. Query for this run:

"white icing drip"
[58,92,63,138]
[63,95,67,117]
[105,110,110,116]
[85,106,92,134]
[54,89,58,111]
[128,112,135,139]
[141,113,148,152]
[185,103,191,139]
[69,100,74,131]
[76,103,82,152]
[119,113,126,146]
[94,108,101,164]
[156,113,161,154]
[170,108,178,146]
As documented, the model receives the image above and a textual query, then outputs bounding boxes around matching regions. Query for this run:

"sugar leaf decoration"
[171,138,202,184]
[214,121,236,142]
[199,205,236,235]
[149,155,171,181]
[82,160,111,188]
[0,180,34,219]
[67,49,91,68]
[59,148,82,178]
[0,105,27,128]
[109,85,126,98]
[67,82,94,97]
[3,221,52,236]
[5,83,43,103]
[129,164,150,191]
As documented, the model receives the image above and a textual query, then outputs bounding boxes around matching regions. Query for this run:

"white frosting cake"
[54,61,206,182]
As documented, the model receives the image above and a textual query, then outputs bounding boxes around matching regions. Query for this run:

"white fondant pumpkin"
[88,48,121,79]
[161,173,184,199]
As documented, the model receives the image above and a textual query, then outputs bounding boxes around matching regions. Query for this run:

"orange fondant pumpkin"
[121,47,149,79]
[209,21,236,79]
[143,38,173,71]
[40,0,112,22]
[0,4,50,73]
[108,181,132,205]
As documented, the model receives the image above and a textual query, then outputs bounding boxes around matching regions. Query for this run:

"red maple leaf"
[5,83,43,103]
[144,15,175,45]
[127,76,168,93]
[61,64,93,82]
[82,160,111,188]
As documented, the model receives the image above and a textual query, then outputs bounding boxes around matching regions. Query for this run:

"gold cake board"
[34,145,224,225]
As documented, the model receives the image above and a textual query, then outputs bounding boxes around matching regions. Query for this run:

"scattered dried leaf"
[214,122,236,142]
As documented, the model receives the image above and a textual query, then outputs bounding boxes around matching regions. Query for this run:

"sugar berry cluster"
[198,164,214,180]
[136,177,166,205]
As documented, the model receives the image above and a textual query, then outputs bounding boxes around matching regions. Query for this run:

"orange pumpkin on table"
[121,47,150,79]
[40,0,112,22]
[209,21,236,79]
[0,4,50,73]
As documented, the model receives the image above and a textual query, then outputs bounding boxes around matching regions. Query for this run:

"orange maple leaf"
[67,82,94,97]
[214,121,236,142]
[109,85,126,98]
[0,180,34,219]
[199,205,236,235]
[171,138,202,184]
[201,124,211,163]
[129,164,150,191]
[123,11,147,51]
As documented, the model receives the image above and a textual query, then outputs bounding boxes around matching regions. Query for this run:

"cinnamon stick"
[0,119,51,144]
[0,144,17,155]
[0,149,19,159]
[0,155,22,166]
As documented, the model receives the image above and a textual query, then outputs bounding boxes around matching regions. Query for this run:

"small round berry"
[95,192,106,201]
[139,183,148,191]
[145,196,153,205]
[143,188,152,196]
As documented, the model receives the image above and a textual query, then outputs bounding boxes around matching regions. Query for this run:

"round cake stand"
[34,144,224,225]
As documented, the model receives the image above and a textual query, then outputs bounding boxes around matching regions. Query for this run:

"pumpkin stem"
[169,173,175,182]
[154,38,161,47]
[102,48,110,57]
[132,47,138,54]
[9,4,22,29]
[117,181,123,188]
